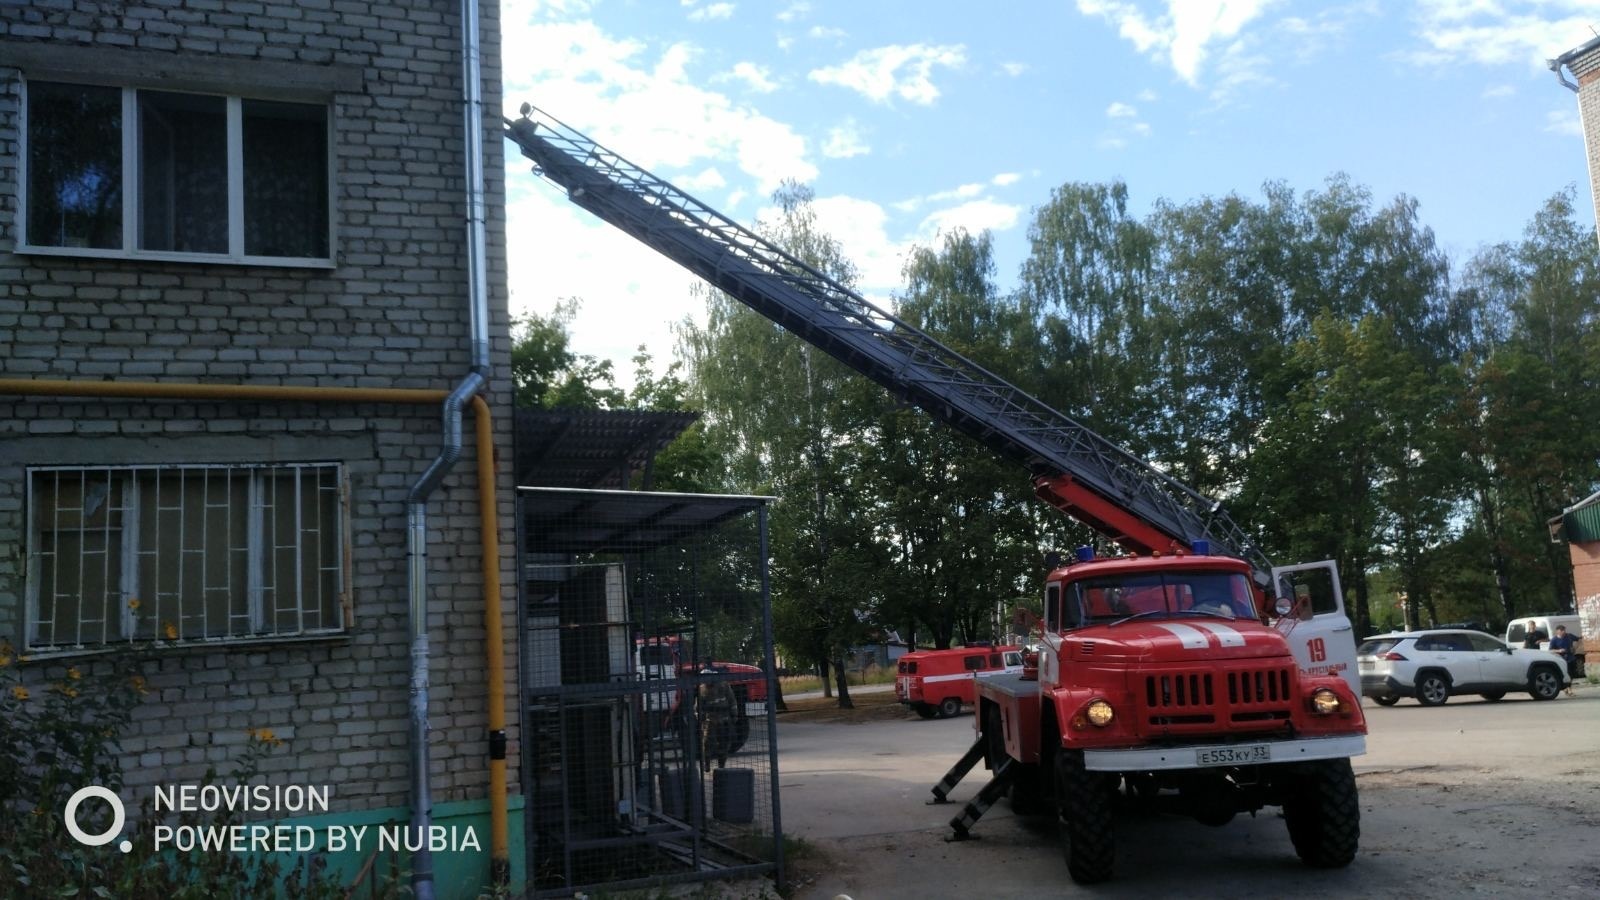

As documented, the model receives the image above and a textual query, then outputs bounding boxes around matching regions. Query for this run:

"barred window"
[25,464,347,651]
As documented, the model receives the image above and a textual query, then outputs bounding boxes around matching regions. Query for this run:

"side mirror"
[1273,596,1312,621]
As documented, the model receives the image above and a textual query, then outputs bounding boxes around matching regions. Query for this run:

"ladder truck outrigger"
[505,105,1368,884]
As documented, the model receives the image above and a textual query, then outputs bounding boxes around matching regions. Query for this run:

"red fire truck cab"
[896,645,1024,719]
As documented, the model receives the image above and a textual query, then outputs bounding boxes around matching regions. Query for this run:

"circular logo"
[64,786,127,851]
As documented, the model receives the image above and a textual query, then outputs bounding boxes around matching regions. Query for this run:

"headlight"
[1086,699,1115,727]
[1310,688,1341,716]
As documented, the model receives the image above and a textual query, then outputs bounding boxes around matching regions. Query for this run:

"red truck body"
[963,551,1366,883]
[895,645,1023,719]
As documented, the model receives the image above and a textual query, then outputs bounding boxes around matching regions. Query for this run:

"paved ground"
[774,686,1600,899]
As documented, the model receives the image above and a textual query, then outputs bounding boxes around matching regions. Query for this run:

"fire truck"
[504,105,1367,883]
[896,645,1024,719]
[636,635,770,754]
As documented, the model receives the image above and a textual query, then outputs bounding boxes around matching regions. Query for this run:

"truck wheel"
[938,697,961,718]
[1282,758,1359,868]
[913,703,938,719]
[729,716,751,754]
[1414,673,1450,706]
[1055,748,1115,884]
[1528,666,1562,701]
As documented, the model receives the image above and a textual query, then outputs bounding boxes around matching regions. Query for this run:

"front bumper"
[1082,734,1367,772]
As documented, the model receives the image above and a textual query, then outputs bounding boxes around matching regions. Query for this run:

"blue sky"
[502,0,1600,385]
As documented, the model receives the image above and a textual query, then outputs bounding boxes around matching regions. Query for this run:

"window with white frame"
[21,80,332,264]
[26,464,347,650]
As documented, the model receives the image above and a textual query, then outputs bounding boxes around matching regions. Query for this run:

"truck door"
[1271,560,1359,697]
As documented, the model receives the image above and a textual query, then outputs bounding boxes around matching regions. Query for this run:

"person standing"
[1523,624,1549,650]
[1548,625,1579,697]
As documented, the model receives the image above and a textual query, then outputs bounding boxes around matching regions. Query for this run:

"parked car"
[1358,629,1569,706]
[1506,615,1584,676]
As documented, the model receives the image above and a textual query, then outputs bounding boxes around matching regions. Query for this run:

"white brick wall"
[0,0,519,813]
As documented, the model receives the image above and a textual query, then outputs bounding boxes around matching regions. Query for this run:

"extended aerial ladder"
[504,105,1271,579]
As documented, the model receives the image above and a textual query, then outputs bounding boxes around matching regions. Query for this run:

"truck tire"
[938,697,962,718]
[729,715,751,754]
[1282,758,1359,868]
[913,703,938,719]
[1527,666,1562,701]
[1055,748,1115,884]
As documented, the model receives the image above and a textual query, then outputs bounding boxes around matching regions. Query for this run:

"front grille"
[1147,672,1214,708]
[1142,666,1296,730]
[1228,668,1291,705]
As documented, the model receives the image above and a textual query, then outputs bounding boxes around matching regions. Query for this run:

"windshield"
[1059,571,1255,628]
[638,644,676,668]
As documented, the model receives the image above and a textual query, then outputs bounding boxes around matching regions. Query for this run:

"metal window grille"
[25,463,346,650]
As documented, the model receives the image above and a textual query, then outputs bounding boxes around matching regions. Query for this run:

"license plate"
[1196,744,1270,766]
[1359,659,1374,671]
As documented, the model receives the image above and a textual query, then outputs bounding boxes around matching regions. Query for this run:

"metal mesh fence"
[515,487,781,897]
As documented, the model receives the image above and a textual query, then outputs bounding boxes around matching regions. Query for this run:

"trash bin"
[711,767,754,823]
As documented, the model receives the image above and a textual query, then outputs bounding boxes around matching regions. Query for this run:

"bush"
[0,642,358,899]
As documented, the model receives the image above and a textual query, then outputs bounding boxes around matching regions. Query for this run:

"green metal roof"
[1567,502,1600,543]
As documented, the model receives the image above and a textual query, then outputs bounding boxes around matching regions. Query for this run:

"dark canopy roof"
[519,486,769,554]
[514,408,698,489]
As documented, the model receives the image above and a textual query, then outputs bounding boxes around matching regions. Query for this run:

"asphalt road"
[775,689,1600,899]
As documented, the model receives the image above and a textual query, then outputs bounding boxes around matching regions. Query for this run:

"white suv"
[1358,629,1569,706]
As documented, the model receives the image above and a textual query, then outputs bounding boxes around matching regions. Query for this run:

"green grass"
[778,666,895,695]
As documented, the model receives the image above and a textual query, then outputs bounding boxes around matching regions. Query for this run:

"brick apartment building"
[1,1,519,896]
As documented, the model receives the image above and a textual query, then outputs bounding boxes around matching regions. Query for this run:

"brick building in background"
[0,1,519,897]
[1549,38,1600,672]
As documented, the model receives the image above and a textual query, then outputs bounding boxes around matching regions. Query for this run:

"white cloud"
[1001,61,1029,76]
[917,199,1023,244]
[1482,83,1515,98]
[929,182,986,202]
[677,167,729,192]
[502,17,816,194]
[1547,108,1584,136]
[776,2,810,23]
[991,172,1022,187]
[501,2,823,387]
[506,183,705,382]
[721,61,778,92]
[808,43,967,105]
[823,121,871,158]
[1074,0,1277,85]
[1107,101,1139,117]
[1138,88,1159,101]
[688,2,735,22]
[1410,0,1600,68]
[809,25,848,40]
[754,194,906,295]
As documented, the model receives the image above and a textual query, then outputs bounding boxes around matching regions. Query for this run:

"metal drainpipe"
[405,1,493,897]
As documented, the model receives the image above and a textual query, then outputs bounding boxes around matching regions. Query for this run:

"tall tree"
[678,182,881,706]
[873,229,1045,648]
